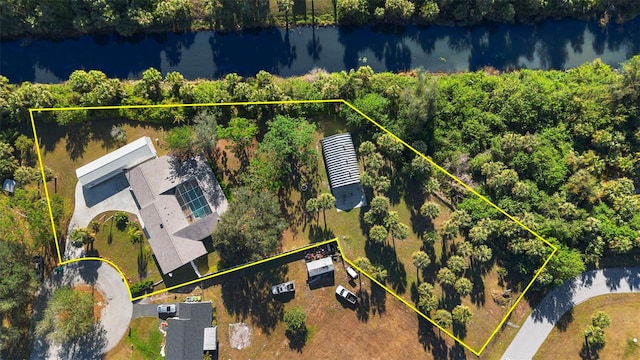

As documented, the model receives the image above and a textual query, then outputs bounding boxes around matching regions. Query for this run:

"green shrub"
[130,279,154,296]
[127,222,143,244]
[113,211,128,229]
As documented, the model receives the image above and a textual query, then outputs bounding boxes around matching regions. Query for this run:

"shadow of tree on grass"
[356,288,371,322]
[221,266,287,335]
[286,327,309,352]
[57,323,107,360]
[365,240,407,295]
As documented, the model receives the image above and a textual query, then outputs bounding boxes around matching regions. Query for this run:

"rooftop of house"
[126,155,228,274]
[166,302,216,359]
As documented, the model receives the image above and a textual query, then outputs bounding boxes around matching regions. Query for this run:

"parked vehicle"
[185,295,201,302]
[157,304,176,315]
[346,266,358,280]
[336,285,358,304]
[272,281,295,295]
[32,255,44,280]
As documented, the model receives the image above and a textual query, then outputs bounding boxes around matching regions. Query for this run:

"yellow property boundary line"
[29,99,557,356]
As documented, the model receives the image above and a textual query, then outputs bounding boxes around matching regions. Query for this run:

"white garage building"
[75,136,157,188]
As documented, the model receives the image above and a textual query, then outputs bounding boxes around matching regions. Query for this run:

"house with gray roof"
[126,155,228,275]
[321,133,367,211]
[166,302,217,360]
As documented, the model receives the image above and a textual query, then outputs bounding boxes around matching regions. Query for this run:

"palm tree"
[434,309,453,333]
[420,201,440,220]
[411,251,430,283]
[316,193,335,229]
[452,305,473,325]
[305,198,320,225]
[277,0,294,28]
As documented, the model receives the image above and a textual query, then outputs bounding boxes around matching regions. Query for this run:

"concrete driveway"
[65,174,141,259]
[30,261,133,359]
[502,267,640,360]
[132,303,162,319]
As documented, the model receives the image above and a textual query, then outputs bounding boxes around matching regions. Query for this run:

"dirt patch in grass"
[229,323,253,349]
[201,255,470,359]
[74,284,106,323]
[534,293,640,360]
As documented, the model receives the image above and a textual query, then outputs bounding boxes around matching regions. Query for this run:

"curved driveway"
[502,267,640,360]
[30,261,132,359]
[66,175,141,259]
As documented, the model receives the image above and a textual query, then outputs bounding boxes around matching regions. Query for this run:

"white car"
[336,285,358,304]
[346,266,358,280]
[157,304,176,315]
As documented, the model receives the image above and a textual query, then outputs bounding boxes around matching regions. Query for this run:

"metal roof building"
[321,133,361,190]
[306,257,334,278]
[75,136,157,188]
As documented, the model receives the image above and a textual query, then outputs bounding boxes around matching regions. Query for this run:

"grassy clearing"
[211,113,531,351]
[37,117,170,221]
[88,211,162,285]
[534,293,640,360]
[201,254,468,359]
[106,317,164,360]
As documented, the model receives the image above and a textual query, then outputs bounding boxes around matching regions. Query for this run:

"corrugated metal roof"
[203,327,217,351]
[321,133,361,189]
[76,136,156,187]
[306,257,334,277]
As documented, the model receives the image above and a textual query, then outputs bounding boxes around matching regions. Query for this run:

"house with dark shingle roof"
[166,302,217,360]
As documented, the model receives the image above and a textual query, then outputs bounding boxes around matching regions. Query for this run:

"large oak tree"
[212,187,287,265]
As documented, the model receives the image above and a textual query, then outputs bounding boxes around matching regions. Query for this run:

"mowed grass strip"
[534,293,640,360]
[106,317,164,360]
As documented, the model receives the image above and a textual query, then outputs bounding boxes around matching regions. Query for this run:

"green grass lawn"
[535,293,640,360]
[195,237,221,276]
[88,211,162,285]
[106,317,164,360]
[37,117,169,224]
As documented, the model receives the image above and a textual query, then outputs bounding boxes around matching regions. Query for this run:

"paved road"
[502,267,640,360]
[30,261,133,360]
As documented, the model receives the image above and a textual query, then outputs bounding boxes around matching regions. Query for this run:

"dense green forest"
[1,57,640,356]
[2,0,640,39]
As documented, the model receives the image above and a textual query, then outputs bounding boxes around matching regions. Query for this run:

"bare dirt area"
[229,323,253,349]
[204,255,470,360]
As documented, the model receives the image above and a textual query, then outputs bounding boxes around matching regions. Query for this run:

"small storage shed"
[306,257,334,278]
[203,326,217,352]
[2,179,16,194]
[75,136,157,188]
